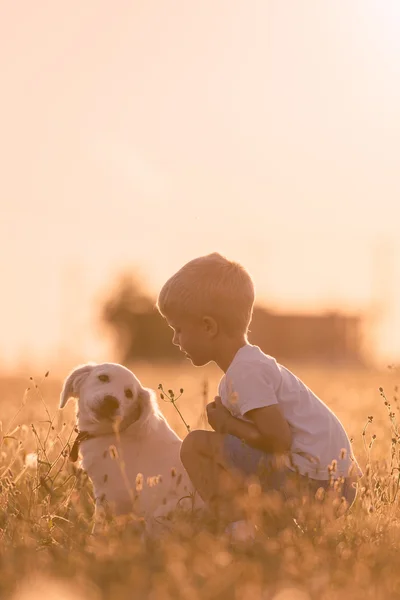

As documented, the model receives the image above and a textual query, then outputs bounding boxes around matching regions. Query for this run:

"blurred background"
[1,1,400,376]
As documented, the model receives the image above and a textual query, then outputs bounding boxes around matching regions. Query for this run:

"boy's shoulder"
[221,345,280,388]
[226,344,278,374]
[219,344,281,413]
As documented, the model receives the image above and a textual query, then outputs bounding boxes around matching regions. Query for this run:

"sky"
[1,1,400,371]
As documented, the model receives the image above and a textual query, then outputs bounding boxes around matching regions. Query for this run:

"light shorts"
[222,434,357,508]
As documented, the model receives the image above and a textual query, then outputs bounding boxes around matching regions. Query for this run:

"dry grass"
[1,361,400,600]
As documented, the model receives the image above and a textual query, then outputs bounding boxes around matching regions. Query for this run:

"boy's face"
[166,313,214,367]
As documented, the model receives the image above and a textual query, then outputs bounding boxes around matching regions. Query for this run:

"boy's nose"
[172,333,180,346]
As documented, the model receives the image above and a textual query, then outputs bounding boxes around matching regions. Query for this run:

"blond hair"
[157,252,255,335]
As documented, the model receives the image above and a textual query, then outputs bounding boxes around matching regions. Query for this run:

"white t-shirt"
[218,344,362,480]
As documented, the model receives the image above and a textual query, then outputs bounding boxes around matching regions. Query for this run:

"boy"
[156,252,362,526]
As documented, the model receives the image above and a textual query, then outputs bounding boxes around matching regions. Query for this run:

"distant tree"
[101,275,181,364]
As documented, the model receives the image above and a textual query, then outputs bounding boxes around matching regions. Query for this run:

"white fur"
[60,362,202,532]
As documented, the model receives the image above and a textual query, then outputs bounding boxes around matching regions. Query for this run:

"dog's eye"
[125,388,133,399]
[98,374,110,383]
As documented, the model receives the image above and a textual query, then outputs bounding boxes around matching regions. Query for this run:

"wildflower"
[158,383,190,431]
[109,445,118,460]
[136,473,144,492]
[25,453,38,469]
[214,551,232,567]
[147,475,162,487]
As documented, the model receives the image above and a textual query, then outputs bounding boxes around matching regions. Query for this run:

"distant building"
[248,308,366,365]
[102,276,367,365]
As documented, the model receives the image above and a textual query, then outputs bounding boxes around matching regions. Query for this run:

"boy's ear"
[202,316,218,337]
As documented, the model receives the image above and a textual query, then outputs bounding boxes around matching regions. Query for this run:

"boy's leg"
[180,430,247,522]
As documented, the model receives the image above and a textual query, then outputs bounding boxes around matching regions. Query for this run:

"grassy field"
[1,361,400,600]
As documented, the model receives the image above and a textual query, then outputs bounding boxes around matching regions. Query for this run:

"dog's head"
[59,362,160,435]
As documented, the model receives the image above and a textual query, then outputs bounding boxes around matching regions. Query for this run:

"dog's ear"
[138,385,164,420]
[59,364,96,409]
[137,386,151,405]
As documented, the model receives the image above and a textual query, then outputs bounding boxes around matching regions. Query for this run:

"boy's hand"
[206,397,232,433]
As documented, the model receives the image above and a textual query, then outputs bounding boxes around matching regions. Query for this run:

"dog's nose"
[103,395,119,411]
[96,395,119,418]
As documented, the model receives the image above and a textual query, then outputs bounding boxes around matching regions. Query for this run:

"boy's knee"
[181,430,206,463]
[180,430,212,464]
[180,430,224,466]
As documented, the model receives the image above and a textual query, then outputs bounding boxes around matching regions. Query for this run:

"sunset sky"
[1,1,400,371]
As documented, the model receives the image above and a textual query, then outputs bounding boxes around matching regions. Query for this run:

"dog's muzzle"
[95,395,120,420]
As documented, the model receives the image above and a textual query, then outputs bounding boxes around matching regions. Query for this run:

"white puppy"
[60,362,201,531]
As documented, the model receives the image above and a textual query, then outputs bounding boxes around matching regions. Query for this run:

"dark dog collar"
[69,404,142,462]
[69,430,94,462]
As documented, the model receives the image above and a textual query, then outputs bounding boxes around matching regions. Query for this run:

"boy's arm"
[207,398,291,454]
[224,406,291,454]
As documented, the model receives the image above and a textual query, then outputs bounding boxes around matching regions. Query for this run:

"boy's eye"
[125,389,133,399]
[98,374,110,383]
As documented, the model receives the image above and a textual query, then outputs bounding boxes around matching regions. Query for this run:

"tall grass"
[1,364,400,600]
